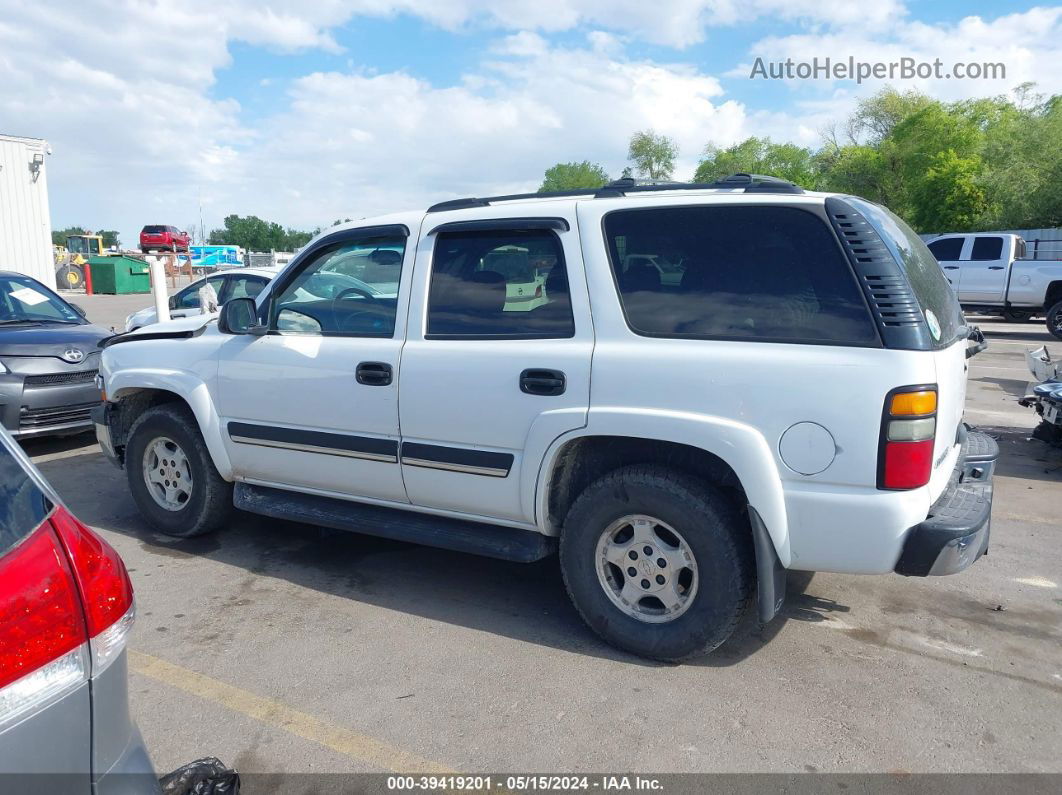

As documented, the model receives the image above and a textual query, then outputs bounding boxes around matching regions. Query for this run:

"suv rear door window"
[603,206,877,345]
[927,238,963,261]
[0,438,51,558]
[971,237,1004,260]
[427,229,574,338]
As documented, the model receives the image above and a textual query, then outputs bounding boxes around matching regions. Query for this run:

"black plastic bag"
[159,757,240,795]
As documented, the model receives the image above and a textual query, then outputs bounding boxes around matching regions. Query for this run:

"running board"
[234,483,556,563]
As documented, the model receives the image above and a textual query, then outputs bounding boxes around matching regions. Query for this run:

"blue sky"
[0,0,1059,245]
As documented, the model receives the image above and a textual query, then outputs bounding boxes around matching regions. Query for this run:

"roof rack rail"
[425,172,803,213]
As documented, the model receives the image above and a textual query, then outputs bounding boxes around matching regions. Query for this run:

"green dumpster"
[86,256,151,294]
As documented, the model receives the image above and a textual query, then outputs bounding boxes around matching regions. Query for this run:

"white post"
[149,255,170,323]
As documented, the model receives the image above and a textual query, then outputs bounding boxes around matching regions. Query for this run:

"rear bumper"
[894,429,997,577]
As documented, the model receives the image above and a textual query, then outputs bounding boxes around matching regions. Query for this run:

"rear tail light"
[50,507,135,673]
[0,525,88,724]
[0,507,134,726]
[878,386,937,490]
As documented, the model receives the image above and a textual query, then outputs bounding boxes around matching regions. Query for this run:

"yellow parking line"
[128,650,453,774]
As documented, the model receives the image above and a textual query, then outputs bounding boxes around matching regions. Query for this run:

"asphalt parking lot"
[21,293,1062,778]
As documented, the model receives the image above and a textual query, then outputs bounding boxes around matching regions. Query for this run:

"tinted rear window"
[927,238,963,261]
[971,237,1004,260]
[0,439,51,557]
[603,206,877,345]
[142,226,165,234]
[848,199,966,348]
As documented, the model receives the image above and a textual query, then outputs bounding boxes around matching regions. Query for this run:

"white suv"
[92,175,996,661]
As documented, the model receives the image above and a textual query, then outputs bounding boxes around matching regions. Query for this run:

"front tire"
[1047,300,1062,341]
[125,403,233,537]
[559,465,753,661]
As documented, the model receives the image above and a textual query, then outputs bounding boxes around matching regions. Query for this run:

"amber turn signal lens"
[890,390,936,416]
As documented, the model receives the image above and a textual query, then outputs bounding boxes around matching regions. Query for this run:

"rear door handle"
[356,361,392,386]
[988,266,1005,270]
[943,266,960,270]
[520,368,566,396]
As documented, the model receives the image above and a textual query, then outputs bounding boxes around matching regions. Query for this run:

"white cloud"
[1,1,1059,244]
[738,7,1062,101]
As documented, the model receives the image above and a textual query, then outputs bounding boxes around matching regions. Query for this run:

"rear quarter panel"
[1008,260,1062,307]
[575,195,947,574]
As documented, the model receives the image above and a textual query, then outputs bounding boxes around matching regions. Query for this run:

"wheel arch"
[534,410,790,567]
[1044,280,1062,311]
[107,376,232,479]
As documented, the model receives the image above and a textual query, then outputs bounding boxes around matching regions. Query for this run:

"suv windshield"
[0,275,82,325]
[848,198,966,348]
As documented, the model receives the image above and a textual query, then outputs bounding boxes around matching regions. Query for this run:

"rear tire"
[1048,301,1062,341]
[559,465,753,661]
[125,403,233,538]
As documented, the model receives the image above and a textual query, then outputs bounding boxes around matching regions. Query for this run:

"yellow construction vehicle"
[55,234,109,290]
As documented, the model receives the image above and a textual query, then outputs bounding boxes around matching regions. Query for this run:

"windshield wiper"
[0,317,79,326]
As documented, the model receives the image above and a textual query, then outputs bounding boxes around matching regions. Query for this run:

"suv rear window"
[603,206,877,345]
[927,237,963,261]
[142,226,165,234]
[0,437,51,558]
[848,198,966,348]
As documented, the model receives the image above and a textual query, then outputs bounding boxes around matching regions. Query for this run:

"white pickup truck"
[92,175,996,661]
[926,232,1062,338]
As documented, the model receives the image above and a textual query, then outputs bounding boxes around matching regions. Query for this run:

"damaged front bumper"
[91,402,123,468]
[895,428,997,577]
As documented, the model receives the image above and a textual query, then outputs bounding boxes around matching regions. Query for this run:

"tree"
[52,226,89,246]
[844,86,934,145]
[627,130,677,180]
[208,214,314,251]
[693,137,819,188]
[95,230,120,248]
[538,161,610,192]
[910,149,989,233]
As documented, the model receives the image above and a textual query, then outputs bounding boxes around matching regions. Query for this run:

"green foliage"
[208,214,314,251]
[694,137,821,188]
[628,130,677,180]
[911,150,988,232]
[692,85,1062,233]
[51,226,90,246]
[95,230,120,248]
[539,161,610,192]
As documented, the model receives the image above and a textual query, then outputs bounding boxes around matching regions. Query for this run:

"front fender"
[107,369,233,480]
[533,407,791,567]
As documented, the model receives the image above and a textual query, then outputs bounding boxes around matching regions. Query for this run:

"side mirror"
[167,296,178,310]
[218,297,267,336]
[70,303,88,318]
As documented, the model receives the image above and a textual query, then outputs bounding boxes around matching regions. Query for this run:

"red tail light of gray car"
[0,506,134,728]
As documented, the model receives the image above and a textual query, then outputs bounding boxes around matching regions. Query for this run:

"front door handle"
[356,361,392,386]
[520,368,566,396]
[943,266,960,270]
[988,266,1005,270]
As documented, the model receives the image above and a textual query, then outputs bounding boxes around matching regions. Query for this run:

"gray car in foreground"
[0,271,108,439]
[0,427,159,793]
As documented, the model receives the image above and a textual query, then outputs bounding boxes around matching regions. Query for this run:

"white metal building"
[0,133,55,289]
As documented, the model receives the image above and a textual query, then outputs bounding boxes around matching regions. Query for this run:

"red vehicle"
[139,225,190,253]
